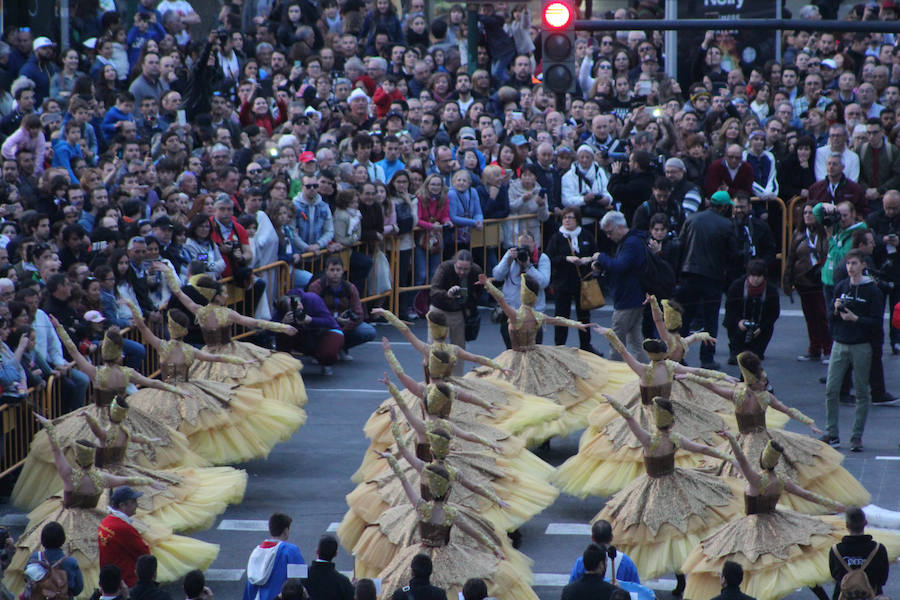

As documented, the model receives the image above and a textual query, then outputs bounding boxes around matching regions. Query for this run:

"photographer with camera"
[307,256,375,361]
[429,250,484,374]
[491,232,550,349]
[274,287,344,375]
[724,259,780,364]
[823,249,885,452]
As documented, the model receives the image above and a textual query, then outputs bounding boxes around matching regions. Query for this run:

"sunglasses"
[248,169,262,174]
[304,184,319,189]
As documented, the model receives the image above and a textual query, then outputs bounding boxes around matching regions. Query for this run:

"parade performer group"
[337,291,900,600]
[4,263,309,599]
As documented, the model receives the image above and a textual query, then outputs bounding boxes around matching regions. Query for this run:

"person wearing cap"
[346,87,374,130]
[19,37,58,107]
[153,215,189,276]
[98,486,152,587]
[675,190,739,369]
[664,157,703,214]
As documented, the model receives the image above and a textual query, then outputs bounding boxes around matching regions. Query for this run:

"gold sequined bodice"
[508,307,544,350]
[93,366,133,407]
[197,305,232,345]
[159,340,195,382]
[640,382,672,405]
[734,385,769,433]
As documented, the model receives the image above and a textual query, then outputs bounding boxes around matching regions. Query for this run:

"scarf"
[559,225,582,252]
[107,506,134,525]
[746,279,766,297]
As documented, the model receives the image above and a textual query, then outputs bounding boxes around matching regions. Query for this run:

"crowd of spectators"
[1,0,900,434]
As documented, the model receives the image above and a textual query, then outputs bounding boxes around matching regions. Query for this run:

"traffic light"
[541,0,576,94]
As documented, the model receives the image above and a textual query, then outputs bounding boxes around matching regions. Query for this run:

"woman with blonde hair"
[415,174,452,285]
[711,117,743,161]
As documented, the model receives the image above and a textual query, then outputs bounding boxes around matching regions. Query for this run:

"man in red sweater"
[98,486,151,587]
[705,143,755,198]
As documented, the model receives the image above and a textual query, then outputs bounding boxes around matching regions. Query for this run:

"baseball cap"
[84,310,106,324]
[665,157,686,171]
[152,215,174,229]
[510,134,528,146]
[111,486,143,506]
[299,151,316,163]
[458,127,477,141]
[304,106,322,119]
[33,37,54,50]
[710,190,734,206]
[385,110,404,121]
[821,58,837,70]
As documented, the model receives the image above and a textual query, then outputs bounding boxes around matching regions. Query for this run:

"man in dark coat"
[390,553,447,600]
[710,561,756,600]
[304,535,353,600]
[560,544,617,600]
[676,190,739,369]
[130,555,173,600]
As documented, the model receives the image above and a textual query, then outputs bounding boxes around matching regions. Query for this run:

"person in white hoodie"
[243,513,306,600]
[561,145,613,227]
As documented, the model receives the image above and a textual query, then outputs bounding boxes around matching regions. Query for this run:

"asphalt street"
[4,295,900,600]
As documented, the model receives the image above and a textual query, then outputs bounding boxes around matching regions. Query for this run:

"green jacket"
[813,202,867,285]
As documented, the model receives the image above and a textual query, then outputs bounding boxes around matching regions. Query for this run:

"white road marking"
[217,519,269,531]
[327,522,339,532]
[545,523,591,535]
[876,456,900,460]
[0,513,28,527]
[205,569,245,581]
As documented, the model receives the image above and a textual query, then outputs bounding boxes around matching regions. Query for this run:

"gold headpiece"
[101,332,123,361]
[425,384,453,417]
[737,352,765,384]
[188,274,220,302]
[520,273,537,306]
[423,465,451,498]
[426,429,451,459]
[109,397,127,423]
[74,440,95,467]
[167,313,188,339]
[642,338,667,361]
[426,311,448,340]
[760,440,782,470]
[653,397,674,429]
[662,300,682,332]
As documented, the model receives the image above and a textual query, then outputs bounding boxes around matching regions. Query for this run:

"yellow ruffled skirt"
[4,504,219,600]
[128,379,306,464]
[554,397,727,498]
[682,510,900,600]
[340,429,558,566]
[594,467,744,579]
[473,347,636,438]
[717,428,871,514]
[25,464,245,533]
[362,375,565,453]
[375,513,538,600]
[188,340,307,408]
[11,405,207,510]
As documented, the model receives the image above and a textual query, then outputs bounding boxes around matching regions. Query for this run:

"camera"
[455,287,468,301]
[216,29,230,44]
[742,320,757,344]
[516,246,531,263]
[340,309,358,321]
[290,297,307,324]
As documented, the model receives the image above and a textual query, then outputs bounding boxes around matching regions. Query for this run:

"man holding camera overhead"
[492,232,550,349]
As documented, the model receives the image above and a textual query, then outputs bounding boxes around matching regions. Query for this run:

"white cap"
[33,37,54,50]
[576,144,595,156]
[348,88,369,103]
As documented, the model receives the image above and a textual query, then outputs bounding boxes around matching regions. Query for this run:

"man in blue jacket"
[243,513,306,600]
[593,210,647,361]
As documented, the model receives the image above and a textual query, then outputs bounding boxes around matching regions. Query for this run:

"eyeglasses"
[601,40,613,45]
[726,154,742,159]
[599,64,612,70]
[248,169,262,174]
[304,184,319,189]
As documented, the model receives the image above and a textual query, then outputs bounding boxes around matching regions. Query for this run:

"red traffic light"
[543,1,573,29]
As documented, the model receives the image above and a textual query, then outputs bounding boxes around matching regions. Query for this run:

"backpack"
[23,552,68,600]
[640,243,676,298]
[832,544,880,600]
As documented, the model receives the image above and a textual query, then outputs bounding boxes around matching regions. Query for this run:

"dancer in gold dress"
[594,395,743,596]
[4,418,218,599]
[338,342,559,569]
[678,351,870,514]
[682,434,860,600]
[360,309,564,469]
[162,265,307,408]
[124,302,306,464]
[554,329,733,497]
[470,274,633,437]
[12,323,205,510]
[374,450,539,600]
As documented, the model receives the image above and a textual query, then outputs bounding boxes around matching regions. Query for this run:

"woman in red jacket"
[414,174,452,286]
[239,94,288,137]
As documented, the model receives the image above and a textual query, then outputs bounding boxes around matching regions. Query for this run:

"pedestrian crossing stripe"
[217,519,269,531]
[545,523,591,535]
